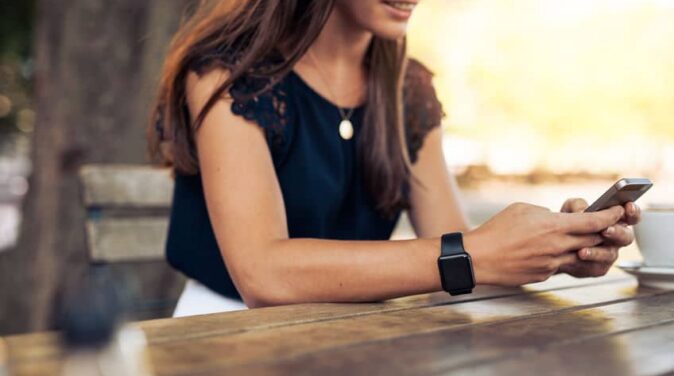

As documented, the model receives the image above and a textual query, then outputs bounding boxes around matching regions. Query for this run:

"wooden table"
[3,270,674,375]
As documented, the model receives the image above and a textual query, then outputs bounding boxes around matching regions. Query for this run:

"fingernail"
[604,226,615,236]
[584,248,592,258]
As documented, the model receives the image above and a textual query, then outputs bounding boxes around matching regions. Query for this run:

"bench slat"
[79,165,174,208]
[86,217,168,262]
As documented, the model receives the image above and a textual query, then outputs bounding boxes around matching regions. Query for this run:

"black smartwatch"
[437,232,476,296]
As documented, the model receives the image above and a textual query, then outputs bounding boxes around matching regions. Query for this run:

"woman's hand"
[463,202,625,286]
[557,198,641,278]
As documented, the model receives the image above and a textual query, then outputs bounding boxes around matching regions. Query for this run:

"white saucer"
[618,260,674,290]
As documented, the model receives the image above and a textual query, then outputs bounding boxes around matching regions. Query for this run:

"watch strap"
[441,232,466,257]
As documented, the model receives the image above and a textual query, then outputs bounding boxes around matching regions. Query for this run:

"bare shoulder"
[186,66,272,167]
[185,69,232,116]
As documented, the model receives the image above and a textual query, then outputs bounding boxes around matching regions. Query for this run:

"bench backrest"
[79,164,174,263]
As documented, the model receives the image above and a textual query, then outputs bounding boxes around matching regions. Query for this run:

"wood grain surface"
[4,271,673,376]
[0,338,7,375]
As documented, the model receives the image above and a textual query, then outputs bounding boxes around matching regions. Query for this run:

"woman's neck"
[294,7,371,108]
[308,8,373,67]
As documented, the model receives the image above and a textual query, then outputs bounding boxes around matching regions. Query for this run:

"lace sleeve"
[403,59,445,163]
[189,52,292,154]
[229,73,290,150]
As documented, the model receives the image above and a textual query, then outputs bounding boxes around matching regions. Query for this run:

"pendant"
[339,119,354,140]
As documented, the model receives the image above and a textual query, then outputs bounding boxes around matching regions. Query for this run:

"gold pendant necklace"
[339,119,354,140]
[307,51,361,141]
[337,105,355,140]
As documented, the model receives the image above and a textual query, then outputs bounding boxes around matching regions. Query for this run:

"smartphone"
[584,178,653,212]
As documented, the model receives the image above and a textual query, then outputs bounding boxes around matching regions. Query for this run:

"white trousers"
[173,280,248,317]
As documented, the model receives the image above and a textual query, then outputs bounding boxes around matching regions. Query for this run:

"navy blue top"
[165,59,443,300]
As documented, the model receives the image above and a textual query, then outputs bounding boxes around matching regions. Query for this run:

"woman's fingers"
[558,205,625,234]
[557,234,604,253]
[528,253,579,282]
[602,223,634,247]
[560,260,612,278]
[623,202,641,226]
[561,198,588,213]
[556,252,580,267]
[578,246,619,263]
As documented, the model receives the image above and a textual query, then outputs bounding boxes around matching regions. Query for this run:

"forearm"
[231,237,442,308]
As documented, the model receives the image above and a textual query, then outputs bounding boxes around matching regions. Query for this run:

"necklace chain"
[306,50,359,121]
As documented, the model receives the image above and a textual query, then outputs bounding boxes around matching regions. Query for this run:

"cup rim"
[646,203,674,211]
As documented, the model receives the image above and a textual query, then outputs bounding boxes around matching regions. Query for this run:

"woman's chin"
[371,23,409,40]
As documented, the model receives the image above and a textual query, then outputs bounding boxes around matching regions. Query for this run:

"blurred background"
[0,0,673,334]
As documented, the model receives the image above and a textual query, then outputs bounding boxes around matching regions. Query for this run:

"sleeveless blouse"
[165,59,444,300]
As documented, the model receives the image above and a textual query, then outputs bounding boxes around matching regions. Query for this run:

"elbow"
[234,264,302,309]
[243,294,281,309]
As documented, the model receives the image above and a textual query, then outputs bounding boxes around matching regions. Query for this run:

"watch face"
[438,254,475,291]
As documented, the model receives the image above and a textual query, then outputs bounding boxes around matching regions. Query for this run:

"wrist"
[462,230,498,285]
[425,237,444,291]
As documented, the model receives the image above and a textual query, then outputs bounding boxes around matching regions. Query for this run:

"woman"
[150,0,640,316]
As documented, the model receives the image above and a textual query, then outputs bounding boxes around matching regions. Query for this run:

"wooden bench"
[78,164,184,319]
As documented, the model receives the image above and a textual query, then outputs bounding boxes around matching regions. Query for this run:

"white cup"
[634,205,674,267]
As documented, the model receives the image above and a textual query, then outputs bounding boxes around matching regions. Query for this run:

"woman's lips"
[382,1,418,20]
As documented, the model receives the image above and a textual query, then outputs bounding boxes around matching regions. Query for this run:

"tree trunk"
[0,0,193,335]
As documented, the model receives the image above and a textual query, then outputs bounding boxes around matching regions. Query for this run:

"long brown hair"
[149,0,411,216]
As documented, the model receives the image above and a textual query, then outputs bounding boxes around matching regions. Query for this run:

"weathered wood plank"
[8,358,62,376]
[0,338,7,376]
[459,321,674,376]
[145,278,656,375]
[5,273,654,376]
[235,290,674,376]
[79,165,173,208]
[5,335,63,376]
[4,333,60,364]
[86,217,168,262]
[0,286,542,366]
[2,273,628,370]
[138,272,629,344]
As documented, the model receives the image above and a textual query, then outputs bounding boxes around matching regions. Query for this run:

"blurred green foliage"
[0,0,35,60]
[0,0,35,136]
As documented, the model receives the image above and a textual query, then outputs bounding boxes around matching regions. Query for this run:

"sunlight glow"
[408,0,674,176]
